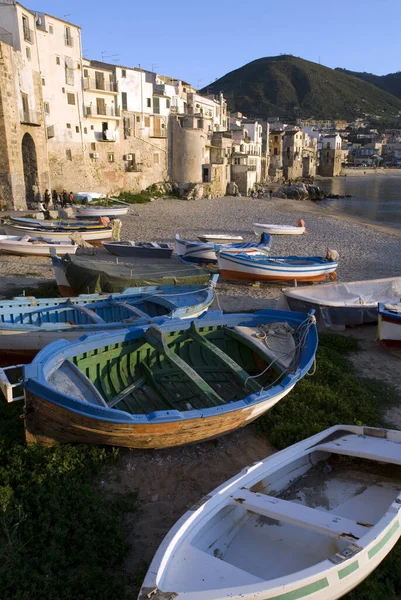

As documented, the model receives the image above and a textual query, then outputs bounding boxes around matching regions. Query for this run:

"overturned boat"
[0,276,217,355]
[1,309,317,447]
[139,425,401,600]
[280,277,401,328]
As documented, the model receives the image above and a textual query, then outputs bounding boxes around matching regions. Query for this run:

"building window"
[96,98,106,115]
[144,116,150,127]
[147,98,151,108]
[166,98,170,109]
[91,142,96,151]
[84,127,87,134]
[136,116,140,122]
[26,47,31,60]
[90,125,94,130]
[66,149,72,160]
[108,153,114,162]
[153,153,160,165]
[153,97,160,114]
[44,102,50,114]
[67,93,75,105]
[121,92,127,110]
[84,69,88,77]
[49,24,53,34]
[75,126,79,133]
[65,56,74,85]
[56,55,60,65]
[65,26,73,47]
[66,123,71,129]
[22,15,32,43]
[121,69,126,78]
[41,78,45,86]
[62,87,65,93]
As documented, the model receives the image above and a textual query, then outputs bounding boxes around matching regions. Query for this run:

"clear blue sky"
[32,0,400,87]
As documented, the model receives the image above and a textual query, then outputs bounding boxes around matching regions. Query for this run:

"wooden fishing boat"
[3,223,113,244]
[74,205,128,218]
[175,233,272,265]
[217,251,338,282]
[198,234,243,243]
[9,217,105,230]
[378,302,401,352]
[0,276,218,355]
[0,309,317,447]
[280,277,401,329]
[139,425,401,600]
[102,240,173,258]
[0,235,77,256]
[253,220,306,235]
[51,252,212,296]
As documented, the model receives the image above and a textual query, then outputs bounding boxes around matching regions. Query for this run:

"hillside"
[201,56,401,120]
[335,68,401,100]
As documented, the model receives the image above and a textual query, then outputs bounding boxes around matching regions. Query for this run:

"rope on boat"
[243,313,317,392]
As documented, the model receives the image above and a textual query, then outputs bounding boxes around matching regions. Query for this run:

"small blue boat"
[1,308,317,448]
[175,233,272,264]
[0,276,218,355]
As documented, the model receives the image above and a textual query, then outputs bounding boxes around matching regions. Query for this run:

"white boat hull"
[0,236,77,256]
[140,425,401,600]
[3,224,112,244]
[378,306,401,351]
[74,207,128,218]
[198,234,243,243]
[218,253,337,282]
[253,223,306,235]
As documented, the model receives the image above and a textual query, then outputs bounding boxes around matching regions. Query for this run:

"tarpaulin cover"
[277,277,401,329]
[63,250,211,295]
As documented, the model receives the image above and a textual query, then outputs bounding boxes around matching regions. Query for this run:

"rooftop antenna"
[64,14,71,18]
[197,78,203,89]
[101,52,120,62]
[151,63,158,72]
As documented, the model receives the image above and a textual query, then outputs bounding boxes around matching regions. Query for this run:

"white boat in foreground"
[2,223,113,244]
[139,425,401,600]
[280,277,401,328]
[74,205,128,218]
[0,235,77,256]
[253,220,306,235]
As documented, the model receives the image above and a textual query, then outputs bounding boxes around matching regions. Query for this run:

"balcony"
[23,24,33,43]
[85,105,121,119]
[84,78,118,94]
[64,35,73,47]
[20,109,41,126]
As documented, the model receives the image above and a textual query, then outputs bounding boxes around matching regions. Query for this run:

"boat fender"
[297,218,307,233]
[326,248,339,261]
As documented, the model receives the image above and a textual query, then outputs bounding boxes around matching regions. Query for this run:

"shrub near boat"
[3,309,317,449]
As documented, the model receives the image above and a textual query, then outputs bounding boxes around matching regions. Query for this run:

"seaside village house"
[318,133,343,176]
[1,2,271,209]
[282,127,304,181]
[268,126,285,180]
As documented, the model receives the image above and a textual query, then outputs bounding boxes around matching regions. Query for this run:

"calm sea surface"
[318,175,401,229]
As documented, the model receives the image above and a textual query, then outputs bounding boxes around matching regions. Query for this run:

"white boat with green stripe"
[139,425,401,600]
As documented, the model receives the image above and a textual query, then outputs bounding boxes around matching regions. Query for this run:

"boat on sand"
[0,309,317,447]
[253,219,306,235]
[139,425,401,600]
[175,233,271,265]
[378,302,401,352]
[102,240,173,258]
[0,235,77,256]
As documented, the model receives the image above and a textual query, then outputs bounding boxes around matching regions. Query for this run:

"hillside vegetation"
[202,56,401,120]
[336,68,401,101]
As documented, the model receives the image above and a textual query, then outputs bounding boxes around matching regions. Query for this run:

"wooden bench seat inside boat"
[315,434,401,466]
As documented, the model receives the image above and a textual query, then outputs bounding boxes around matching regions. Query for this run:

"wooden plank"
[187,323,262,393]
[230,489,370,542]
[109,300,149,320]
[144,325,224,407]
[316,435,401,466]
[108,376,147,408]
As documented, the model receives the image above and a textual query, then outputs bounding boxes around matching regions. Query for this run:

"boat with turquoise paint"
[139,425,401,600]
[0,309,317,448]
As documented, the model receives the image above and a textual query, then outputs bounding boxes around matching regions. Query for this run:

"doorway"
[21,132,38,204]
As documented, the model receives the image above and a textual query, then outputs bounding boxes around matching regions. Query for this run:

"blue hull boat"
[175,233,272,264]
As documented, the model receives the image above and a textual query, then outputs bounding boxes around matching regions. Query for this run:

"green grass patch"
[6,281,59,299]
[0,400,134,599]
[256,333,401,600]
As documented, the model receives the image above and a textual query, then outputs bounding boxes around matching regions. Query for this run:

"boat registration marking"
[338,560,359,579]
[268,577,329,600]
[368,521,400,559]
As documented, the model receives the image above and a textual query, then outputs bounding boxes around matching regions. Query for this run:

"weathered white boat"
[378,302,401,352]
[102,240,173,258]
[139,425,401,600]
[0,235,77,256]
[0,309,317,446]
[280,277,401,329]
[9,217,104,230]
[198,234,244,243]
[3,223,113,244]
[253,221,306,235]
[217,251,338,282]
[175,233,272,265]
[74,205,128,218]
[0,276,218,355]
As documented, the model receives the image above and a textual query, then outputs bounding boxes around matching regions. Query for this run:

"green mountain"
[335,68,401,100]
[201,56,401,120]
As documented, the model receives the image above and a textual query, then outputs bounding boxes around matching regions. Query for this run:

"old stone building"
[268,127,284,180]
[283,128,304,181]
[318,133,343,176]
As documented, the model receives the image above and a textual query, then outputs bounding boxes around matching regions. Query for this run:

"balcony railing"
[86,106,121,118]
[23,25,33,43]
[84,78,118,93]
[20,109,40,125]
[64,35,73,47]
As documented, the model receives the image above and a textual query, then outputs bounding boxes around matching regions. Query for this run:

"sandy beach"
[1,196,400,584]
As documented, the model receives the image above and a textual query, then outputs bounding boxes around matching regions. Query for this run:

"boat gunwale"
[22,309,317,424]
[141,425,401,600]
[378,302,401,321]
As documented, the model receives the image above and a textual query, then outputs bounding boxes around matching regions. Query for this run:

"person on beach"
[52,189,58,208]
[43,189,50,210]
[62,190,68,207]
[68,191,74,204]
